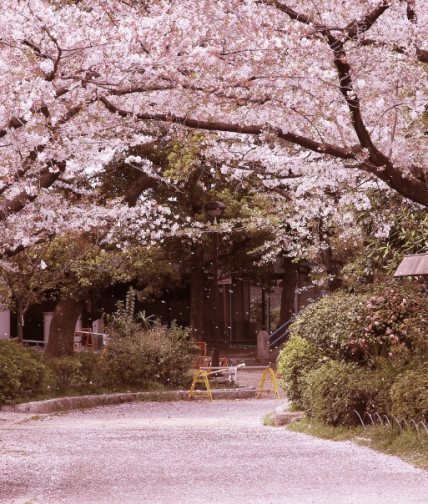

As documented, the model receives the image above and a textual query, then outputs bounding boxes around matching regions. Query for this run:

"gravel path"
[1,398,427,504]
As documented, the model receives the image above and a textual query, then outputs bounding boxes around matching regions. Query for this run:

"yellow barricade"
[188,367,231,401]
[257,367,280,399]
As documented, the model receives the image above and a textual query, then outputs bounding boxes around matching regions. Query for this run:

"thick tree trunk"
[190,246,206,342]
[280,257,297,326]
[45,296,83,358]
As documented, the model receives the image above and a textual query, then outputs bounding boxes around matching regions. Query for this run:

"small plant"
[103,287,143,339]
[263,411,275,427]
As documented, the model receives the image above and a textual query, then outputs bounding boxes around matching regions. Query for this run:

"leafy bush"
[347,287,428,365]
[287,285,428,366]
[103,321,192,388]
[103,289,193,389]
[278,284,428,424]
[288,292,368,362]
[75,352,105,387]
[391,361,428,421]
[0,340,50,404]
[277,334,321,405]
[46,356,82,390]
[301,360,395,426]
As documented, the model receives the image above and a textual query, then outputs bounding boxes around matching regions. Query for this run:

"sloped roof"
[394,253,428,277]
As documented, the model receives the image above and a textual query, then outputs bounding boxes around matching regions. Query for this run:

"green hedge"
[301,360,395,426]
[277,334,321,405]
[103,321,193,388]
[277,283,428,425]
[0,340,50,404]
[390,361,428,421]
[0,317,193,404]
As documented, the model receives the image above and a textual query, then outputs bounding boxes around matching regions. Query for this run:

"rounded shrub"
[46,356,82,390]
[277,334,321,405]
[288,292,368,362]
[103,321,193,389]
[0,340,50,404]
[301,360,395,426]
[391,361,428,421]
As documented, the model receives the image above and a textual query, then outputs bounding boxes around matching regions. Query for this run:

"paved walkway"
[1,398,427,504]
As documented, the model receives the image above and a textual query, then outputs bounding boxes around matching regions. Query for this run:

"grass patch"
[17,415,44,424]
[287,416,428,471]
[263,411,276,426]
[288,416,361,441]
[366,425,428,471]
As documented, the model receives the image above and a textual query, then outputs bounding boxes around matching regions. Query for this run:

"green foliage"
[347,287,428,365]
[302,360,395,426]
[75,352,105,388]
[0,340,50,404]
[46,356,82,390]
[277,334,321,404]
[165,134,203,181]
[103,321,192,388]
[103,287,142,338]
[263,412,276,426]
[278,284,428,425]
[288,292,368,361]
[250,298,281,331]
[391,361,428,421]
[103,289,192,388]
[365,205,428,275]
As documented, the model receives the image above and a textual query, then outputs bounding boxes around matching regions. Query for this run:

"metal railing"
[355,411,428,439]
[268,312,300,349]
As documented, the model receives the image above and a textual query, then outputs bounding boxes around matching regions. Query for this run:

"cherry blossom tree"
[0,0,426,299]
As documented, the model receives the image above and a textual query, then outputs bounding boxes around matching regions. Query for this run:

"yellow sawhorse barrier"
[188,366,281,401]
[188,369,213,401]
[257,367,281,399]
[188,368,229,401]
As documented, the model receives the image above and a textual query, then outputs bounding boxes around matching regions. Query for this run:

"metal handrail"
[268,312,300,348]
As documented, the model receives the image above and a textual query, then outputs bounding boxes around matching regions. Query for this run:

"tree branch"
[0,160,67,219]
[99,96,356,160]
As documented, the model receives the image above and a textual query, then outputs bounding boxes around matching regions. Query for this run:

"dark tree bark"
[45,296,83,358]
[280,257,297,325]
[189,245,206,341]
[123,172,156,207]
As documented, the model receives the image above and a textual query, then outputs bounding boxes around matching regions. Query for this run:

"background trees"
[0,0,427,352]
